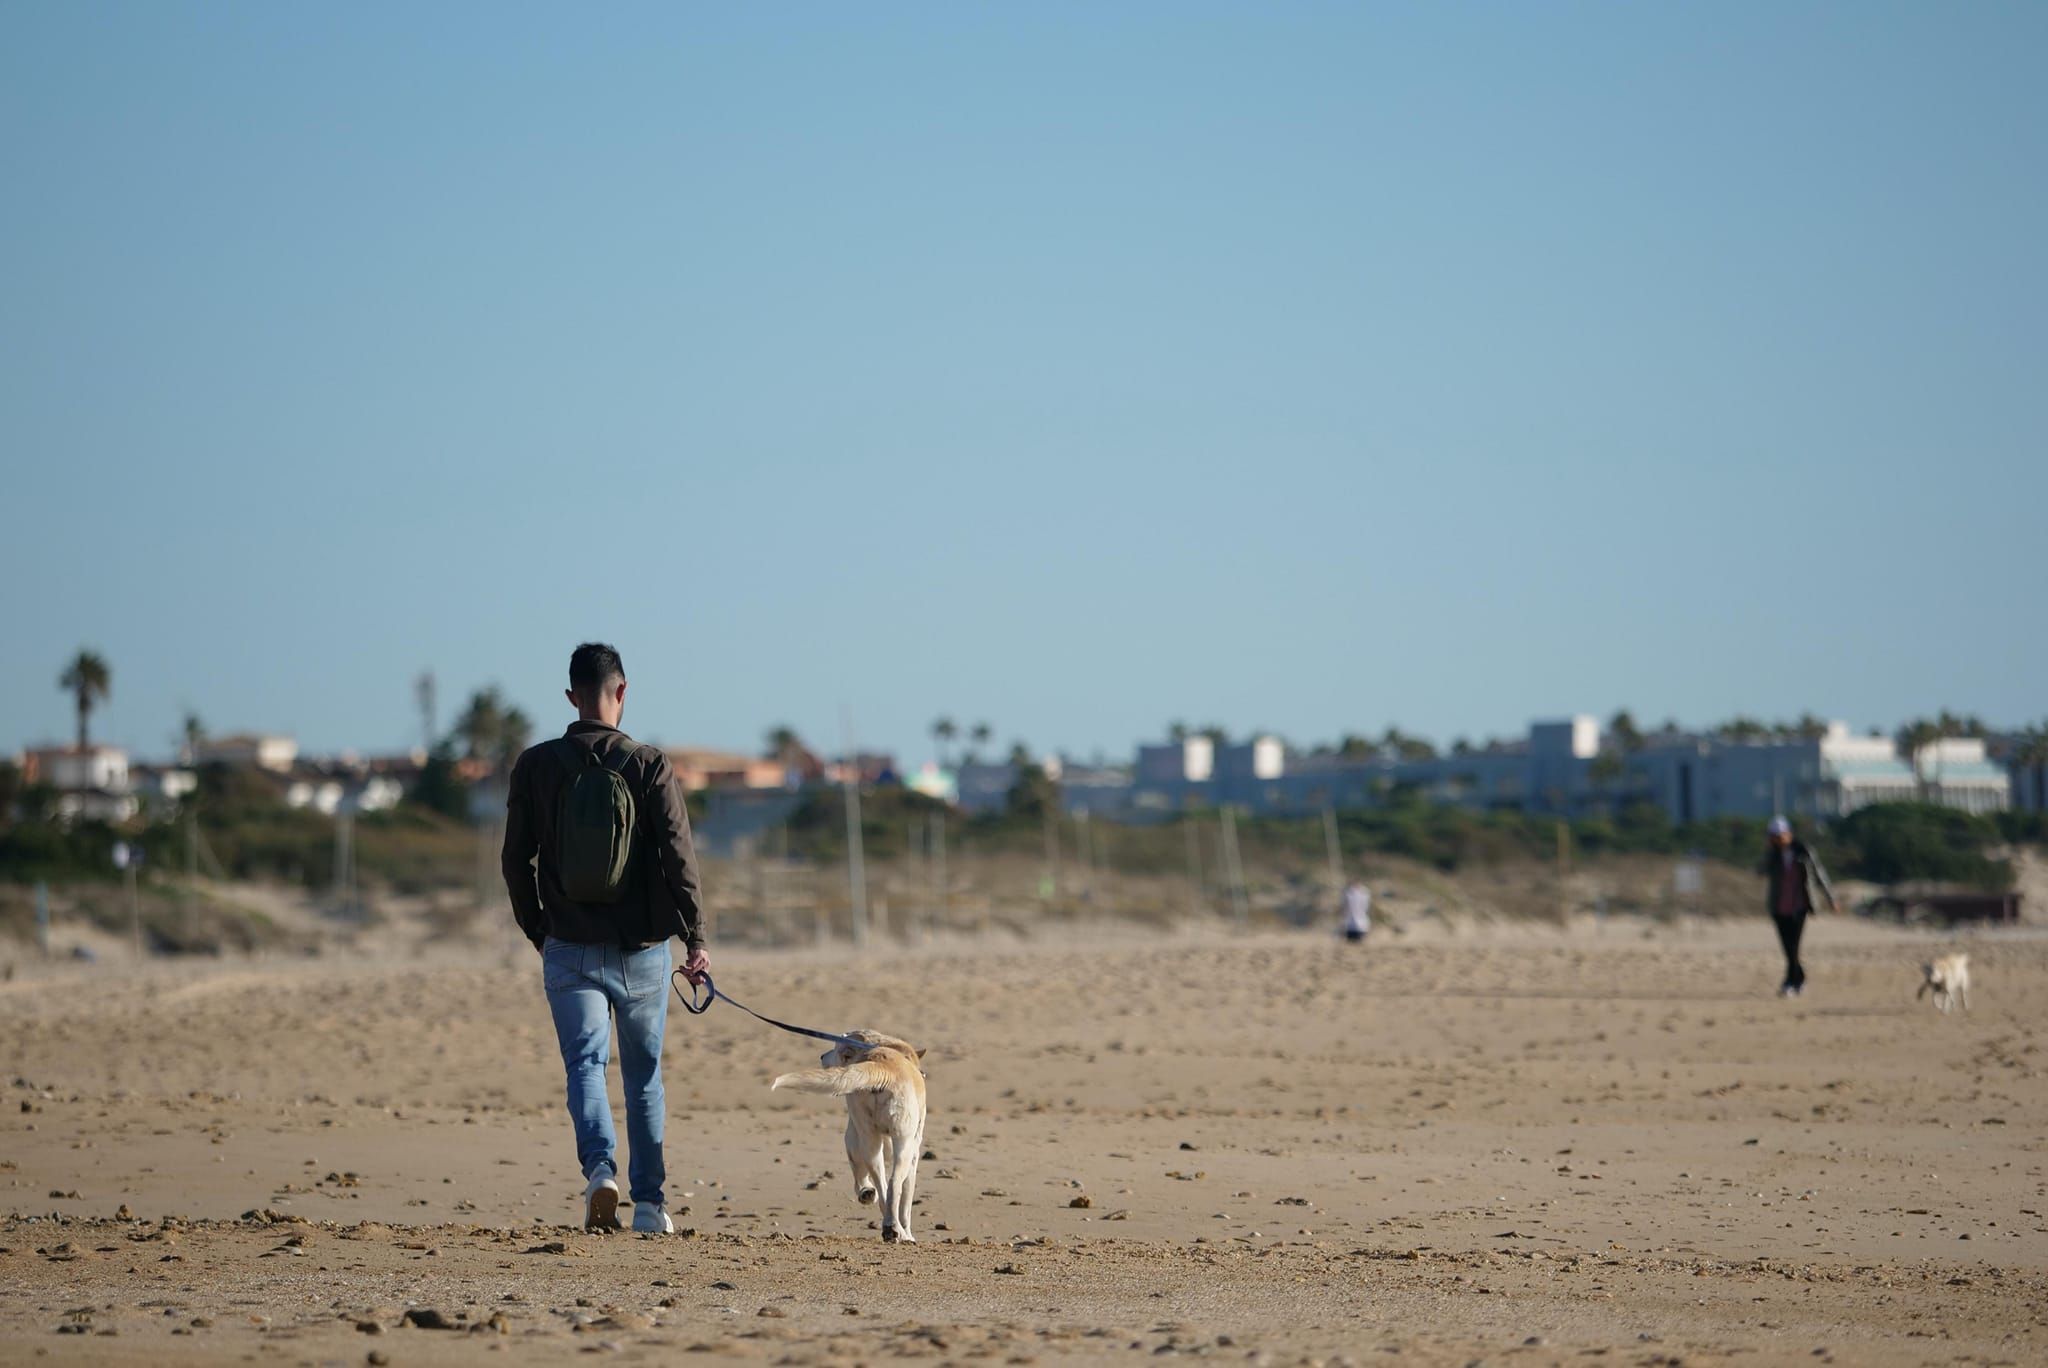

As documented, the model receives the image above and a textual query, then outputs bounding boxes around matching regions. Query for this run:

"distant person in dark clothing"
[1758,815,1838,997]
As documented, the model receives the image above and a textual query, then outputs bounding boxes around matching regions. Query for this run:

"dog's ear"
[915,1047,927,1060]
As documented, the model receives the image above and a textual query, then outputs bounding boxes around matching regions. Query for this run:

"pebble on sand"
[401,1306,456,1330]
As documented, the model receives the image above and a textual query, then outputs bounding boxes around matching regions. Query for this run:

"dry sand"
[2,911,2044,1366]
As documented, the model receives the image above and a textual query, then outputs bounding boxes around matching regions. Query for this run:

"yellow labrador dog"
[773,1029,928,1242]
[1918,952,1970,1014]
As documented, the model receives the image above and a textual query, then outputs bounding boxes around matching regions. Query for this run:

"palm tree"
[454,688,501,765]
[1897,718,1941,795]
[181,712,206,763]
[1381,726,1437,762]
[969,722,992,764]
[930,716,958,767]
[765,725,801,761]
[58,650,111,752]
[497,706,532,771]
[1718,716,1767,743]
[448,689,531,772]
[1935,709,1984,740]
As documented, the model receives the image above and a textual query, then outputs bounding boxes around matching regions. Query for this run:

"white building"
[22,745,139,823]
[131,765,198,813]
[1908,738,2010,815]
[28,745,129,792]
[285,774,405,816]
[1136,736,1215,786]
[194,733,299,772]
[1814,726,1920,813]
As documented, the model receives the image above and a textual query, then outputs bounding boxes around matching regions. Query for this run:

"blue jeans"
[542,937,671,1206]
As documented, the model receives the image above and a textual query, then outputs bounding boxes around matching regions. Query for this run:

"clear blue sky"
[4,2,2043,765]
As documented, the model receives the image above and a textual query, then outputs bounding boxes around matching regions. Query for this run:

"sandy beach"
[2,912,2043,1366]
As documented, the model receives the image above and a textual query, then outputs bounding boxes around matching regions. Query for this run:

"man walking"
[503,643,709,1232]
[1757,815,1837,998]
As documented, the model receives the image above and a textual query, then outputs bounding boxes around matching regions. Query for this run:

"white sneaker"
[583,1166,621,1230]
[632,1203,675,1234]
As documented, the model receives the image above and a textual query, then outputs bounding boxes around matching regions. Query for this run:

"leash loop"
[670,969,866,1051]
[673,969,714,1015]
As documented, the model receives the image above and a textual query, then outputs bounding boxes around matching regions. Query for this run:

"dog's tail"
[772,1062,901,1097]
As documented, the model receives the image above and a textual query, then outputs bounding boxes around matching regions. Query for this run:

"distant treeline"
[0,754,2037,897]
[772,788,2038,892]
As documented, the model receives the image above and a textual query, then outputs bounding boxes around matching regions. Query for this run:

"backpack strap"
[551,735,643,776]
[595,741,647,950]
[604,743,650,843]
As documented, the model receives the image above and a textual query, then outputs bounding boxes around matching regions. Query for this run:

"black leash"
[671,970,867,1051]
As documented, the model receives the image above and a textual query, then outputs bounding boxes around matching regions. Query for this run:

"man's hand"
[681,946,710,986]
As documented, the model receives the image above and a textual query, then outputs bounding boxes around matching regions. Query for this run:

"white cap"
[1766,815,1791,837]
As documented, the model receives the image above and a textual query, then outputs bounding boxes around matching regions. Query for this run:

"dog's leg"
[895,1128,921,1243]
[846,1119,877,1206]
[880,1133,915,1243]
[875,1137,898,1242]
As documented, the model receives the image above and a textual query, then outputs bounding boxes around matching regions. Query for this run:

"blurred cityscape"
[12,651,2043,842]
[4,650,2040,966]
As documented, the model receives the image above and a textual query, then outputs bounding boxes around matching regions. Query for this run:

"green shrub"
[1823,803,2010,888]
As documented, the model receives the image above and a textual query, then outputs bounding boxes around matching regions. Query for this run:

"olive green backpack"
[550,738,644,903]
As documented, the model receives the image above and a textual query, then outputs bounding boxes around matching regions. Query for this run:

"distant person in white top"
[1340,879,1372,943]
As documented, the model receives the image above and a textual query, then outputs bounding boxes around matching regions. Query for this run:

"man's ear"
[564,688,580,709]
[614,680,628,706]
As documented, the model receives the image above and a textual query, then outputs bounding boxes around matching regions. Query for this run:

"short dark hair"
[568,642,625,702]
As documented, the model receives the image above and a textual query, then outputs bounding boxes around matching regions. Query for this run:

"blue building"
[918,719,2011,830]
[1106,719,2008,826]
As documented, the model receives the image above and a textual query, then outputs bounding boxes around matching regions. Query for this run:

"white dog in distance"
[1918,953,1970,1013]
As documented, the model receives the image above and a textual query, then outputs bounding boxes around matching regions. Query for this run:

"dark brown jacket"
[1757,839,1836,918]
[502,721,704,953]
